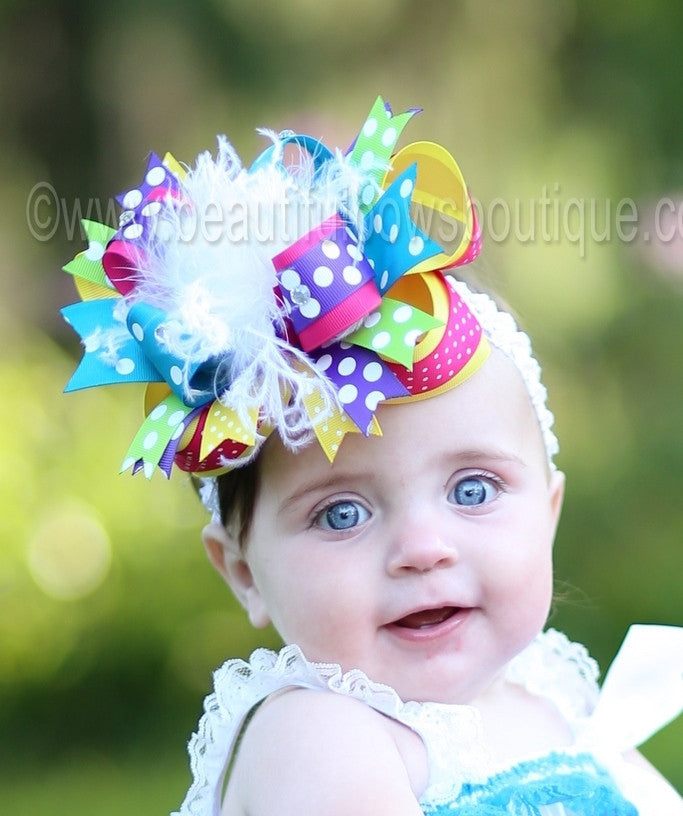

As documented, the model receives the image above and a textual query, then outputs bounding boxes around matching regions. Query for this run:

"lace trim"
[173,647,320,816]
[173,632,601,814]
[449,279,560,468]
[401,702,490,805]
[506,629,600,729]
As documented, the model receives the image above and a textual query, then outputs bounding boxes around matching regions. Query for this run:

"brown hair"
[215,457,262,547]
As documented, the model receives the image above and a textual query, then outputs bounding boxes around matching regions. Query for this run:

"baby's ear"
[202,523,271,629]
[548,469,565,531]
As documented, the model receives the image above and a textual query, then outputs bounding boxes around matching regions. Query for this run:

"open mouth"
[393,606,460,630]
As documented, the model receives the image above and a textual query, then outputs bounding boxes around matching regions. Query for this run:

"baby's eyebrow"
[278,471,367,515]
[441,448,528,469]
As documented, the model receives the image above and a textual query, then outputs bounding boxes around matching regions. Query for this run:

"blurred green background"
[1,0,682,811]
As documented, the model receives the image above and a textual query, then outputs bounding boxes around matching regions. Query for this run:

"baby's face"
[232,348,564,704]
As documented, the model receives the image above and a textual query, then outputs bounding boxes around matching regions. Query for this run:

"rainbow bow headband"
[62,97,555,479]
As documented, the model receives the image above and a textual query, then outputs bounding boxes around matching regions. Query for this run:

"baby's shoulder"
[227,687,426,816]
[245,683,400,744]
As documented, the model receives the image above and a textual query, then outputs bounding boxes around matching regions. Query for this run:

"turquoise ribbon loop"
[249,133,334,178]
[126,302,226,407]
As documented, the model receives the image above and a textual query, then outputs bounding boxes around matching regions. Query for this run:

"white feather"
[115,133,366,448]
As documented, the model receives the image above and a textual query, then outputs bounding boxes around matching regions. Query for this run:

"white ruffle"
[173,627,682,815]
[172,643,492,814]
[506,627,600,728]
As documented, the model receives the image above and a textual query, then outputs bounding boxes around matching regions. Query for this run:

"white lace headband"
[452,280,559,466]
[60,96,558,514]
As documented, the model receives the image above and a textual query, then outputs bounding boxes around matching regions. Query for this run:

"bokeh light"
[27,501,112,601]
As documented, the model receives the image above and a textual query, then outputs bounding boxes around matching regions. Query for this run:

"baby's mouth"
[393,606,460,629]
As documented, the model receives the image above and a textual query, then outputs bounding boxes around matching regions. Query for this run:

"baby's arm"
[224,687,427,816]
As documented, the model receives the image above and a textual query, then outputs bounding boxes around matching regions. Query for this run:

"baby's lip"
[390,605,462,630]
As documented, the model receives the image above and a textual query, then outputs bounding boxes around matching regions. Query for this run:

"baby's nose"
[386,515,457,574]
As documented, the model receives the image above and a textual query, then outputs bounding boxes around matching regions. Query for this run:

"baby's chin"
[371,634,547,706]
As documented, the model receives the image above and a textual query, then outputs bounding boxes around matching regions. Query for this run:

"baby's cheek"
[494,549,553,623]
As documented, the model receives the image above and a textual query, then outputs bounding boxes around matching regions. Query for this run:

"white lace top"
[173,625,683,816]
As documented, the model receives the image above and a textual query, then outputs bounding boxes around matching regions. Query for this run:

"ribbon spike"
[162,151,187,180]
[120,393,193,479]
[309,342,409,434]
[303,390,383,463]
[62,220,117,292]
[350,96,420,212]
[115,151,181,209]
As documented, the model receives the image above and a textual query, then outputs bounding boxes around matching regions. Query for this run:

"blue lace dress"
[173,625,683,816]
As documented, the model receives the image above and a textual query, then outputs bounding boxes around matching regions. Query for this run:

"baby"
[61,97,682,815]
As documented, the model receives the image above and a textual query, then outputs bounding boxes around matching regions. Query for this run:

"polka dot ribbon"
[61,96,485,477]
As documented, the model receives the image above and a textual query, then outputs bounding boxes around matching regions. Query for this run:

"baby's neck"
[472,678,574,764]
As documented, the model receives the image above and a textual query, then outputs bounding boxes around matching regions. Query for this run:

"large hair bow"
[62,97,486,477]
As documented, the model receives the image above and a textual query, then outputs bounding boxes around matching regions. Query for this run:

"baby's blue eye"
[318,500,369,531]
[450,477,498,507]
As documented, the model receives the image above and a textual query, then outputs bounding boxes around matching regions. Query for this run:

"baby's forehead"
[472,345,538,401]
[383,346,541,430]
